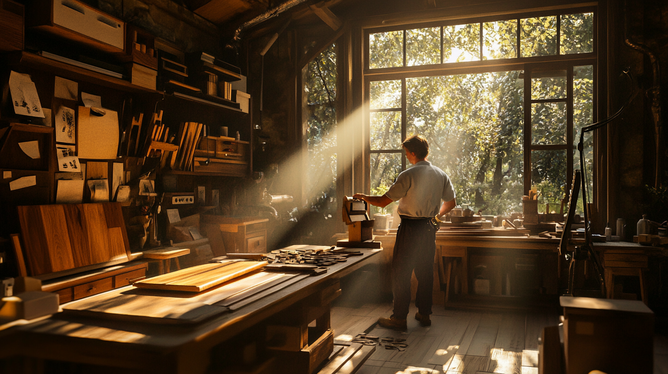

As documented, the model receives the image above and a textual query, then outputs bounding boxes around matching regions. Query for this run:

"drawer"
[54,287,73,304]
[73,277,113,300]
[246,234,266,253]
[114,268,146,287]
[246,222,267,233]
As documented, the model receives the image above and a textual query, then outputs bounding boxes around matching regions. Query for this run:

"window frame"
[362,7,597,208]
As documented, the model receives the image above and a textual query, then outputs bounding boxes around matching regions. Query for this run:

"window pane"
[482,20,517,60]
[561,13,594,55]
[370,152,402,198]
[370,80,402,109]
[574,65,594,204]
[531,149,567,213]
[371,111,402,150]
[369,31,403,69]
[531,70,567,100]
[520,16,557,57]
[304,44,337,199]
[531,102,567,145]
[443,23,480,63]
[407,27,441,66]
[405,71,525,215]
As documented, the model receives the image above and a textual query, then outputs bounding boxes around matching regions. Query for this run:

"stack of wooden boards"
[14,202,133,279]
[61,260,309,324]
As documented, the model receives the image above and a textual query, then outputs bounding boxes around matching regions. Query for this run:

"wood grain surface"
[134,261,268,292]
[17,203,132,277]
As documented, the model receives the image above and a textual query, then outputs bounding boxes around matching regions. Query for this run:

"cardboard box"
[561,296,653,374]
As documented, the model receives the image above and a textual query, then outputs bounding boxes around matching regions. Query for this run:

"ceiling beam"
[309,3,342,30]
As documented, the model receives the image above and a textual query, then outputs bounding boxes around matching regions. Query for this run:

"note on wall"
[56,179,84,203]
[55,104,76,144]
[77,107,119,160]
[19,141,40,159]
[54,77,78,101]
[56,145,81,172]
[9,175,36,191]
[9,71,45,118]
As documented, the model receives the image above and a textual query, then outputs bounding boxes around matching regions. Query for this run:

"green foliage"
[305,44,337,201]
[365,12,595,216]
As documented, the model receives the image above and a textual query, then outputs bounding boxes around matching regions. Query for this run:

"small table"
[142,247,191,274]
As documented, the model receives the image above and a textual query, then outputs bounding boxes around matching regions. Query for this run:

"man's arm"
[353,193,393,208]
[438,198,456,218]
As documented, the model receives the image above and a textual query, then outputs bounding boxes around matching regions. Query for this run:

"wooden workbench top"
[5,246,383,374]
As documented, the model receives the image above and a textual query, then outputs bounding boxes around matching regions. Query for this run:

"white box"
[235,90,250,113]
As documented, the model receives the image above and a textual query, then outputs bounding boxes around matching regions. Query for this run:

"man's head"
[402,135,429,161]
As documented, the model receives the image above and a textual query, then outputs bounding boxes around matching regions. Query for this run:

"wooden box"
[0,123,55,171]
[201,215,268,255]
[127,62,157,90]
[561,296,653,374]
[25,0,125,53]
[119,25,158,69]
[273,329,334,374]
[0,0,24,52]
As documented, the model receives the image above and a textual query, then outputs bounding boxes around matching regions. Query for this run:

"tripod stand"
[559,170,606,297]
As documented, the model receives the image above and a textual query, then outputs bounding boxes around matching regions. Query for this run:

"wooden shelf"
[2,50,160,95]
[171,91,242,112]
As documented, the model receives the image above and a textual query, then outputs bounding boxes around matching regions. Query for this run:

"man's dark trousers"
[391,216,437,319]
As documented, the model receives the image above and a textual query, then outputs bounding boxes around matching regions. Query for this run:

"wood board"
[133,261,267,292]
[62,271,301,324]
[17,203,131,278]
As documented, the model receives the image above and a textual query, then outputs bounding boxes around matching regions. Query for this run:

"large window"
[366,11,595,216]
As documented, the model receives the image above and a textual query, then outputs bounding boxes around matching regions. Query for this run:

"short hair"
[402,135,429,159]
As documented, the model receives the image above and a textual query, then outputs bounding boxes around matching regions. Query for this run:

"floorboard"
[330,300,667,374]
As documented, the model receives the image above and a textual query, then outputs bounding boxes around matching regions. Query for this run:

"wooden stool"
[438,246,467,303]
[603,252,648,304]
[142,247,191,275]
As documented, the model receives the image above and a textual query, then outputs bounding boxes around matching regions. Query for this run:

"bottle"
[605,222,612,241]
[637,214,650,236]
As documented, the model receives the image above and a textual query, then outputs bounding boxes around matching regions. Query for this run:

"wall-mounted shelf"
[2,50,159,95]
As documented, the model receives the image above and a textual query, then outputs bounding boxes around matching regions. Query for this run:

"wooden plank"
[317,343,363,374]
[493,313,525,352]
[427,312,473,366]
[134,261,267,292]
[10,234,27,276]
[446,354,489,373]
[143,248,191,260]
[81,203,113,263]
[466,313,501,356]
[18,204,75,275]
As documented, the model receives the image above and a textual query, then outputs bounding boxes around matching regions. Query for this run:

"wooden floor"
[330,301,668,374]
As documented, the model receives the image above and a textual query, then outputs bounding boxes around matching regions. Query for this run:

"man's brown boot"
[378,316,407,331]
[415,312,431,326]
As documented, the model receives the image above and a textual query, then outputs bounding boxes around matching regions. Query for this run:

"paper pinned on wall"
[56,145,81,172]
[54,77,78,101]
[88,179,109,202]
[2,171,11,179]
[55,104,76,144]
[115,185,130,202]
[9,71,45,118]
[56,179,84,204]
[18,141,40,159]
[9,176,36,191]
[167,209,181,224]
[112,162,123,200]
[81,92,101,108]
[77,106,119,159]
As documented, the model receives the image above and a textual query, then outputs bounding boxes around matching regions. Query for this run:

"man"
[354,135,456,330]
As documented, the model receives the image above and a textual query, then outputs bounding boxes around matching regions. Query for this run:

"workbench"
[0,246,382,374]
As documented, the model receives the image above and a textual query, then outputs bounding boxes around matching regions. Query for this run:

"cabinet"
[201,215,268,255]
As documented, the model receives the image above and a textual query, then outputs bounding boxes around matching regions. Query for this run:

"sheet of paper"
[2,171,11,179]
[9,71,45,118]
[56,145,81,172]
[54,77,78,100]
[18,141,40,159]
[112,162,124,200]
[55,104,76,144]
[35,108,52,127]
[167,209,181,224]
[77,107,119,159]
[9,175,36,191]
[81,92,101,108]
[56,179,84,203]
[115,185,130,202]
[88,179,109,202]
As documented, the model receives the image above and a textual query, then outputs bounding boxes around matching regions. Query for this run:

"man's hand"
[352,193,392,208]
